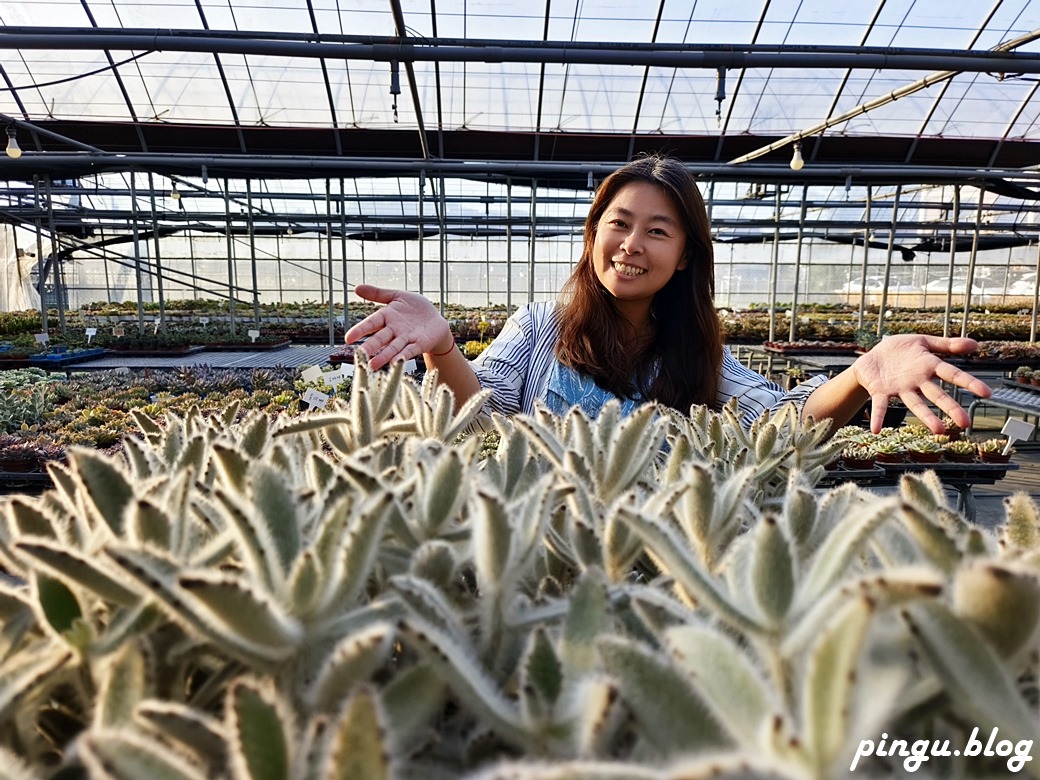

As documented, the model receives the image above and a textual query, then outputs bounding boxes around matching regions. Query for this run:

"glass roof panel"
[87,0,204,29]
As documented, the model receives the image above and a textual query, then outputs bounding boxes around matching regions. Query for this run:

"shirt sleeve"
[716,348,829,428]
[469,305,538,418]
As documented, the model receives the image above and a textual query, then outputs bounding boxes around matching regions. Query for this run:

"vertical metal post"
[41,180,68,336]
[943,187,959,338]
[788,185,808,342]
[506,177,513,312]
[528,179,538,303]
[245,180,260,327]
[418,171,425,295]
[129,172,145,332]
[877,185,902,337]
[32,176,47,333]
[326,179,335,346]
[857,187,871,332]
[961,190,985,339]
[341,177,349,333]
[146,173,166,329]
[438,175,448,314]
[1030,238,1040,344]
[101,224,112,301]
[224,178,236,337]
[767,189,780,342]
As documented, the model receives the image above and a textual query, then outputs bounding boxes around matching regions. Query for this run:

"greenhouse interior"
[2,2,1040,779]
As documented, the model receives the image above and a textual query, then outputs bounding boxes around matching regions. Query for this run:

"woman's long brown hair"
[555,154,723,413]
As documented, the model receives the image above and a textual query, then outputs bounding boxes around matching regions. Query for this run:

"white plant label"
[248,329,261,342]
[321,369,346,388]
[113,326,125,337]
[303,388,329,408]
[34,333,49,344]
[300,365,323,383]
[403,358,417,374]
[1001,418,1036,453]
[200,317,210,325]
[85,327,97,344]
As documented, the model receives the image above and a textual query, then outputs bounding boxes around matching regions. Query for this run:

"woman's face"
[592,181,687,317]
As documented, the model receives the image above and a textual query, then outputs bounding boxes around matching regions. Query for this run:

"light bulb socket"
[5,126,22,159]
[170,184,181,200]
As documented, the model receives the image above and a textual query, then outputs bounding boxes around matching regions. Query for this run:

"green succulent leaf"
[598,635,729,756]
[307,623,394,712]
[73,448,136,536]
[177,572,303,661]
[324,687,392,780]
[902,601,1038,748]
[17,539,139,606]
[802,596,873,770]
[664,624,774,749]
[136,701,228,768]
[228,680,293,780]
[80,730,207,780]
[34,572,82,637]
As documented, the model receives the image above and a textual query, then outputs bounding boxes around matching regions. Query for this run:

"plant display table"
[967,380,1040,444]
[822,459,1019,522]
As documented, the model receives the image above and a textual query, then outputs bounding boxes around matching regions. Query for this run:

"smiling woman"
[345,154,993,434]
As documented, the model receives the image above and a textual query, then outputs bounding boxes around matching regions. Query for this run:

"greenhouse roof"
[1,1,1039,247]
[0,1,1038,182]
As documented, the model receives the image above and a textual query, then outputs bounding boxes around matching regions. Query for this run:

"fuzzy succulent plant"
[0,353,1037,779]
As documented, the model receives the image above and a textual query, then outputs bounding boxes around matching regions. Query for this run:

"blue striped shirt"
[470,301,827,429]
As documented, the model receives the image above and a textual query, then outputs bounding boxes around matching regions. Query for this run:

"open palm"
[344,284,454,370]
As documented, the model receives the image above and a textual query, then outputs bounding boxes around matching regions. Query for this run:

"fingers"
[353,284,400,304]
[869,394,889,434]
[344,309,384,344]
[934,361,992,398]
[912,334,981,357]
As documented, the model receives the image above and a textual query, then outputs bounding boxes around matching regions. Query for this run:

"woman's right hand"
[344,284,454,371]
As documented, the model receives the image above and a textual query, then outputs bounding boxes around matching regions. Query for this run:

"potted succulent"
[944,438,977,462]
[840,443,876,470]
[871,438,906,463]
[977,437,1014,463]
[0,433,42,472]
[940,414,963,440]
[905,436,944,463]
[1031,369,1040,388]
[1015,365,1032,383]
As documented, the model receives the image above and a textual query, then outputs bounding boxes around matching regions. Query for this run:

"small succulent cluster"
[0,355,1038,779]
[834,423,1016,465]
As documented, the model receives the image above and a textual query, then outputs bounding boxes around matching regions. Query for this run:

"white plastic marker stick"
[1001,418,1036,455]
[85,327,97,345]
[35,332,49,344]
[200,317,210,325]
[248,329,260,343]
[302,387,329,409]
[300,365,323,384]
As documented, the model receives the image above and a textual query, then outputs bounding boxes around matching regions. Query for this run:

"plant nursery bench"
[821,460,1019,523]
[966,381,1040,447]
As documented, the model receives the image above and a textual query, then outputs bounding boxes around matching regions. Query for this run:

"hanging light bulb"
[789,141,805,171]
[5,126,22,159]
[170,182,181,200]
[286,225,293,236]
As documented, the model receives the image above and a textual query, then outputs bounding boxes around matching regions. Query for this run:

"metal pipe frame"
[3,30,1040,73]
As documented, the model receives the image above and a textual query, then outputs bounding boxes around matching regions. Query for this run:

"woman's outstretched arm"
[344,284,481,405]
[801,334,992,433]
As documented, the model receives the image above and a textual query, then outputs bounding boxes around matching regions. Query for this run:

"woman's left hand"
[852,334,992,433]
